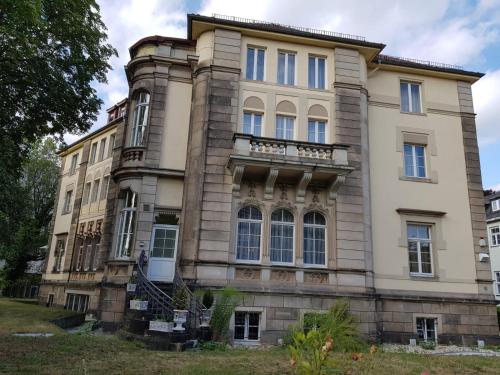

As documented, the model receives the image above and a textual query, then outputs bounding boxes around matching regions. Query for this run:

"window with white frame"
[400,81,422,113]
[108,134,115,158]
[236,206,262,262]
[75,242,84,271]
[100,175,110,201]
[82,182,91,205]
[53,238,65,272]
[65,293,89,313]
[277,51,295,85]
[83,241,93,271]
[495,272,500,295]
[69,154,78,175]
[131,92,150,146]
[89,143,98,164]
[98,138,106,162]
[303,212,326,266]
[234,311,260,341]
[308,56,326,89]
[243,112,262,136]
[62,189,73,214]
[116,190,137,258]
[246,47,265,81]
[491,226,500,246]
[416,317,437,342]
[492,199,500,212]
[404,144,426,178]
[408,224,433,276]
[270,209,294,264]
[90,179,100,203]
[308,120,326,143]
[151,226,178,258]
[276,115,294,140]
[92,237,100,271]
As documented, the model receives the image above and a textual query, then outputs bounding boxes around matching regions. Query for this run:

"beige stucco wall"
[368,72,478,294]
[155,178,184,208]
[158,80,192,170]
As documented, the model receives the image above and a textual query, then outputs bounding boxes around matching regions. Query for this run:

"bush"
[301,300,365,353]
[419,340,436,350]
[173,287,188,310]
[200,341,228,351]
[210,287,242,341]
[289,330,334,375]
[202,289,214,309]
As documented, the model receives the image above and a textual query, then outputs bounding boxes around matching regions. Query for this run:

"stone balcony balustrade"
[228,133,354,202]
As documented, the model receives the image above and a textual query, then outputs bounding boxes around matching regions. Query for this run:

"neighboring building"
[40,14,499,344]
[486,191,500,302]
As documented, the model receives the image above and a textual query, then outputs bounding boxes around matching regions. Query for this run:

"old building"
[485,191,500,302]
[40,14,499,344]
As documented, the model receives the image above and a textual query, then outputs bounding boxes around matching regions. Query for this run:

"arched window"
[303,212,326,265]
[236,206,262,261]
[131,92,150,146]
[270,209,294,264]
[116,190,137,258]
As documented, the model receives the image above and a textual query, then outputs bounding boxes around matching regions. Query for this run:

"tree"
[0,139,60,287]
[0,0,117,146]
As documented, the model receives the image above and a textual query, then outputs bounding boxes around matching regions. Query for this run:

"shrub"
[419,340,436,350]
[200,341,228,351]
[202,289,214,309]
[289,330,334,375]
[210,287,242,341]
[172,287,188,310]
[302,300,365,353]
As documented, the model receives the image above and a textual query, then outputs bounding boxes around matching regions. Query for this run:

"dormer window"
[131,92,150,146]
[492,199,500,212]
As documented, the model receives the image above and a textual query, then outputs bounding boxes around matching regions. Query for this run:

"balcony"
[228,134,354,202]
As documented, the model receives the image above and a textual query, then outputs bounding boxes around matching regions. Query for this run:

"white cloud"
[472,69,500,146]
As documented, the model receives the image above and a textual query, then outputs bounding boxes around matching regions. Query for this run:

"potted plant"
[149,315,174,333]
[172,287,189,331]
[129,295,148,311]
[127,274,138,293]
[200,289,214,327]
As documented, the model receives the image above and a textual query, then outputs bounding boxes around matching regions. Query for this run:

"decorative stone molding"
[296,171,312,203]
[264,168,279,200]
[232,165,245,196]
[304,271,329,284]
[328,175,346,201]
[396,208,446,217]
[235,267,261,280]
[270,270,295,282]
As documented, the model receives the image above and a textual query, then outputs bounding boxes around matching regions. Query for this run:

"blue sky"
[79,0,500,189]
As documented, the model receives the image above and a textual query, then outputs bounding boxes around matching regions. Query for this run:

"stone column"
[457,80,494,297]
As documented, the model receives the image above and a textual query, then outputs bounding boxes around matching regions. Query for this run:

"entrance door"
[147,225,179,282]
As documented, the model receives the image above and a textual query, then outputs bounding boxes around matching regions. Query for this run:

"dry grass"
[1,298,500,375]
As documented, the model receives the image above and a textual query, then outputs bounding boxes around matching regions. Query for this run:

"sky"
[75,0,500,190]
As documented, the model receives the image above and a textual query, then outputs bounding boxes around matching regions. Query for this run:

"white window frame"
[275,115,295,140]
[235,206,263,264]
[408,224,434,277]
[243,112,263,137]
[270,209,295,265]
[492,199,500,212]
[90,179,100,203]
[308,55,326,90]
[491,226,500,247]
[307,119,327,144]
[100,175,110,201]
[82,182,91,205]
[246,46,265,81]
[150,224,179,259]
[98,138,106,162]
[75,243,84,271]
[89,143,98,164]
[83,242,93,271]
[131,92,150,146]
[108,134,115,158]
[54,238,65,272]
[303,212,327,267]
[116,191,137,259]
[494,271,500,295]
[234,311,261,342]
[404,143,427,178]
[62,189,73,214]
[416,317,437,342]
[69,154,78,175]
[400,81,422,113]
[277,51,296,85]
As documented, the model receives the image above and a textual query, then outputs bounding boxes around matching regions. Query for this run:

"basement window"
[416,317,437,342]
[234,311,260,342]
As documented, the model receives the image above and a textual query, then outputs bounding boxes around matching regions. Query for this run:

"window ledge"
[399,176,436,184]
[410,274,439,281]
[400,110,427,116]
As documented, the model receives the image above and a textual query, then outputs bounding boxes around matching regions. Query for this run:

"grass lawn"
[1,297,500,375]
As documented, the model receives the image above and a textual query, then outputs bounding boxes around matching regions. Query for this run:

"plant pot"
[173,309,188,331]
[200,308,212,327]
[129,300,148,311]
[126,283,137,293]
[149,320,174,333]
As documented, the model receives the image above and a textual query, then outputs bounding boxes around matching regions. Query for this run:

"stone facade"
[40,14,500,345]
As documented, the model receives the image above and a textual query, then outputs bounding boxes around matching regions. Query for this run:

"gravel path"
[382,344,500,356]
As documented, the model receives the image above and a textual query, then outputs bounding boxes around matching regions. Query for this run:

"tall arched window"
[131,92,150,146]
[236,206,262,261]
[303,211,326,265]
[270,209,294,264]
[116,190,137,258]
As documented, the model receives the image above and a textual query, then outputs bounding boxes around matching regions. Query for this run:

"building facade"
[485,191,500,301]
[40,14,499,344]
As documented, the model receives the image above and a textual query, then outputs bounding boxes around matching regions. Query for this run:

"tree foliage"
[0,0,117,146]
[210,287,242,341]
